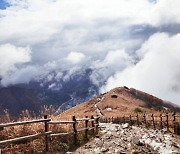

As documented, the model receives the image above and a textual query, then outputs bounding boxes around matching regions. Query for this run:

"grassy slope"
[1,86,180,153]
[58,86,180,119]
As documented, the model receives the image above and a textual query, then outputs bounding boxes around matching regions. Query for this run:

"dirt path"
[73,123,180,154]
[94,97,104,117]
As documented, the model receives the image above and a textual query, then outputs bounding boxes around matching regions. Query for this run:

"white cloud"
[1,65,39,86]
[102,33,180,105]
[0,0,180,105]
[66,52,86,64]
[90,49,133,86]
[0,44,31,77]
[149,0,180,26]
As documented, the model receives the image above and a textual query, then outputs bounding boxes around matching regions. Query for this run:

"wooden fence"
[0,115,100,152]
[100,113,180,135]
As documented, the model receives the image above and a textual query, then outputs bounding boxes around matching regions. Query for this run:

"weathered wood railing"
[100,113,180,135]
[0,115,100,152]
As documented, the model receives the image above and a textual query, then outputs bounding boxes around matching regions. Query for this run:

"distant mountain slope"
[0,87,44,116]
[58,87,180,120]
[0,69,99,117]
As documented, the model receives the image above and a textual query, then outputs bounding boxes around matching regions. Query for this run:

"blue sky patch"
[0,0,10,9]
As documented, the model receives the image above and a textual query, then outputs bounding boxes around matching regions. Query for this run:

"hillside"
[0,69,98,117]
[1,86,179,119]
[0,86,45,116]
[0,86,180,153]
[58,86,180,120]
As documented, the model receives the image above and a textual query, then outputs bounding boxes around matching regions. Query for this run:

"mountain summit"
[58,86,180,119]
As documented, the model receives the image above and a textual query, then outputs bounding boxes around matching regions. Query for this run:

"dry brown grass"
[1,86,180,153]
[0,112,46,153]
[57,98,98,120]
[94,87,165,118]
[63,87,180,119]
[0,106,98,153]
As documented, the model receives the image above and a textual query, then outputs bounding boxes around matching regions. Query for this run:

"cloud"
[101,33,180,104]
[90,49,133,86]
[1,65,39,86]
[66,52,86,64]
[0,43,31,77]
[0,0,180,105]
[149,0,180,26]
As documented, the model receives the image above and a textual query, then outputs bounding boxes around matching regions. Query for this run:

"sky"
[0,0,9,9]
[0,0,180,106]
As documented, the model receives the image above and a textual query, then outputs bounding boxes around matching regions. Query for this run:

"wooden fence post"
[143,113,147,128]
[85,116,88,140]
[166,113,169,131]
[0,126,3,131]
[123,116,125,123]
[130,115,132,126]
[173,112,176,134]
[44,115,49,152]
[160,114,163,129]
[117,117,119,124]
[72,116,77,144]
[95,116,99,134]
[106,118,108,123]
[151,114,156,129]
[136,114,139,127]
[91,115,95,135]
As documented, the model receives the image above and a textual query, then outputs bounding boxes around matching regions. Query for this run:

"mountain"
[0,69,98,117]
[58,86,180,120]
[1,66,179,118]
[0,86,44,116]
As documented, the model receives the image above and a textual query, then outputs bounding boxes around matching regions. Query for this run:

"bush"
[134,107,143,113]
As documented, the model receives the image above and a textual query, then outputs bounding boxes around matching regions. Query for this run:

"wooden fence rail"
[0,115,100,152]
[0,118,51,128]
[100,112,180,135]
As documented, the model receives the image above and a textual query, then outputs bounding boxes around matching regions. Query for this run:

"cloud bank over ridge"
[0,0,180,105]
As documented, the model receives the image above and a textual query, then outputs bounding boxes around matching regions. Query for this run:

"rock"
[74,123,180,154]
[84,144,92,149]
[101,130,107,133]
[99,125,106,128]
[171,142,179,148]
[124,146,128,150]
[95,139,103,147]
[133,138,144,146]
[94,147,101,153]
[96,135,100,138]
[105,132,113,139]
[101,147,109,152]
[122,123,129,129]
[131,151,139,154]
[138,141,145,146]
[133,137,140,145]
[115,125,119,129]
[127,137,131,142]
[150,135,156,139]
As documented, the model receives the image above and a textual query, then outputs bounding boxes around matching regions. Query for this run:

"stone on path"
[73,123,180,154]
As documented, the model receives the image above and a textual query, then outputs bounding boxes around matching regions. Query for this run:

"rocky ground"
[73,123,180,154]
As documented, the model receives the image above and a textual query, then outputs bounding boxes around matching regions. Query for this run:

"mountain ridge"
[58,86,180,120]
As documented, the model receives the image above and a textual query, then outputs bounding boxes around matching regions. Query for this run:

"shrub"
[111,94,118,98]
[134,107,143,113]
